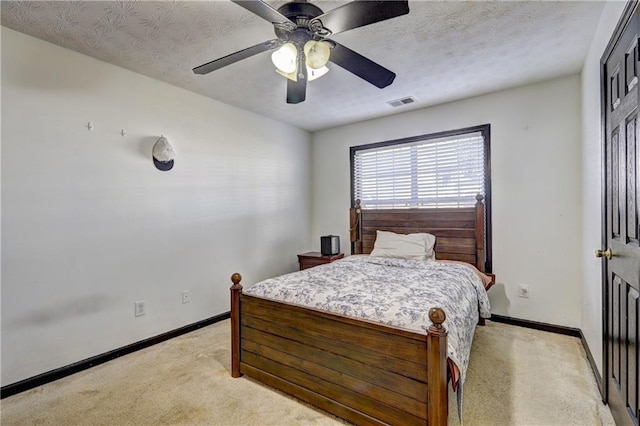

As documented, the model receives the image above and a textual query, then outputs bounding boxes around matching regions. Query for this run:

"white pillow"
[370,230,436,261]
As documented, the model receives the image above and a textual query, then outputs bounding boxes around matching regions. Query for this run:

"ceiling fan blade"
[232,1,294,25]
[314,1,409,36]
[193,39,279,75]
[329,42,395,88]
[287,68,308,104]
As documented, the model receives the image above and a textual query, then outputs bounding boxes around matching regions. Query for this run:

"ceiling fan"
[193,0,410,104]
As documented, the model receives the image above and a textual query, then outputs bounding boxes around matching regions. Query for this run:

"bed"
[229,195,493,425]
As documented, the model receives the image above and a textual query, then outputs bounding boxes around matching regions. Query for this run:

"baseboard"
[579,330,604,398]
[489,314,581,337]
[1,311,231,399]
[489,314,604,398]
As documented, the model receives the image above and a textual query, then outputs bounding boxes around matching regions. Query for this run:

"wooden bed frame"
[350,194,489,272]
[230,195,491,426]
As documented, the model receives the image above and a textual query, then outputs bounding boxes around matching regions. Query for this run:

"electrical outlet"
[135,300,146,317]
[518,285,530,298]
[182,290,190,304]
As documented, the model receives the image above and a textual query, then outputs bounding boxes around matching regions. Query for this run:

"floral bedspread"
[244,255,491,384]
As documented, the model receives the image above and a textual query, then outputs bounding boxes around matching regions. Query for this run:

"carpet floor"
[1,319,614,425]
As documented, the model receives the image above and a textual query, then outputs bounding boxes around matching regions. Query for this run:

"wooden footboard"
[230,274,448,426]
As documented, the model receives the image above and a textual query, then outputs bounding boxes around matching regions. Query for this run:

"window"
[351,125,490,209]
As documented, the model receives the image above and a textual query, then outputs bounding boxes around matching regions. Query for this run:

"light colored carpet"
[1,320,614,425]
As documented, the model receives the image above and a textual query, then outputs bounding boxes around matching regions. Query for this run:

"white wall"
[1,28,311,386]
[312,75,583,328]
[581,0,627,376]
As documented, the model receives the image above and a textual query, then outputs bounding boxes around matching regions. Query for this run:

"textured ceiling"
[1,1,605,132]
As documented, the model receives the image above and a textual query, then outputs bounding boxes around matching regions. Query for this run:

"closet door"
[602,4,640,425]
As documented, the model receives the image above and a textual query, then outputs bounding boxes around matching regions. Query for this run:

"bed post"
[350,199,363,254]
[427,307,448,426]
[475,194,486,273]
[230,273,243,378]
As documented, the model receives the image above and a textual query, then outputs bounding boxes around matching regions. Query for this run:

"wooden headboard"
[350,194,489,272]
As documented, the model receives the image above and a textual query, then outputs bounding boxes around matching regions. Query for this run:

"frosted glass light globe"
[271,43,297,74]
[307,65,329,81]
[304,40,330,69]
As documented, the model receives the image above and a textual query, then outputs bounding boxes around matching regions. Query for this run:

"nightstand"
[297,252,344,270]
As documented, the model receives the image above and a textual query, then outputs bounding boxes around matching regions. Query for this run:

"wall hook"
[87,122,93,131]
[120,129,126,137]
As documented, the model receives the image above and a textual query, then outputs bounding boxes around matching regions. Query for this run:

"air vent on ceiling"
[387,96,417,107]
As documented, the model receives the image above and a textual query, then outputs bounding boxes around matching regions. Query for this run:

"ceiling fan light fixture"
[271,42,297,74]
[276,64,328,82]
[307,65,329,81]
[275,67,298,82]
[304,40,331,69]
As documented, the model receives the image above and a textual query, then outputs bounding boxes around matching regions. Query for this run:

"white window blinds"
[353,132,485,209]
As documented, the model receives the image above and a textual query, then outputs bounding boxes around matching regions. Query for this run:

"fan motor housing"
[275,2,324,38]
[277,2,324,20]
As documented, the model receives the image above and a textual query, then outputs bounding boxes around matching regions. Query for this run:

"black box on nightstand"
[320,235,340,256]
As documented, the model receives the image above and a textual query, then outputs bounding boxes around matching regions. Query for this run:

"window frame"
[349,123,492,269]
